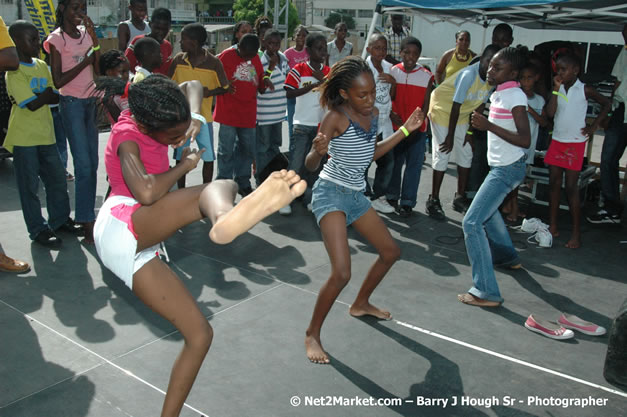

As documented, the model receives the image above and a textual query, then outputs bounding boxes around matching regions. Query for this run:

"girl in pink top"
[94,75,306,417]
[44,0,100,242]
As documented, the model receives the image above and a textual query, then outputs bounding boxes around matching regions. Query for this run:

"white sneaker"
[521,217,549,233]
[371,196,395,214]
[279,205,292,216]
[527,226,553,248]
[534,227,553,248]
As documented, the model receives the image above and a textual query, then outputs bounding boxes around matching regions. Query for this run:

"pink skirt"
[544,139,586,171]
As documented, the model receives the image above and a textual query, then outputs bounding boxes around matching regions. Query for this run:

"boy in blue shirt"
[5,21,81,248]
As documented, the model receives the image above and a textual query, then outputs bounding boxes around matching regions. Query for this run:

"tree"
[233,0,301,36]
[324,10,356,30]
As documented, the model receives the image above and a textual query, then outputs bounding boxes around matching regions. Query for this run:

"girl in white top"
[545,53,610,249]
[458,47,531,308]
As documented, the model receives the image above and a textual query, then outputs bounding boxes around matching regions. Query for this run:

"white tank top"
[122,19,150,48]
[552,79,587,143]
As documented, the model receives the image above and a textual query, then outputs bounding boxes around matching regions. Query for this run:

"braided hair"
[95,75,190,132]
[319,55,372,110]
[55,0,88,45]
[99,49,128,76]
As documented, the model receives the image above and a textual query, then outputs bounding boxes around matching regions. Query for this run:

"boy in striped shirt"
[256,30,289,182]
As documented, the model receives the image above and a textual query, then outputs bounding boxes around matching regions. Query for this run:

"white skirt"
[94,195,160,289]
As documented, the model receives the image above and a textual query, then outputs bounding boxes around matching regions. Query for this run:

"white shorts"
[431,121,473,171]
[94,195,160,290]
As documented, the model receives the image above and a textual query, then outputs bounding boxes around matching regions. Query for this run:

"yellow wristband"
[400,126,410,137]
[552,90,568,102]
[263,75,271,80]
[466,130,473,135]
[92,45,100,51]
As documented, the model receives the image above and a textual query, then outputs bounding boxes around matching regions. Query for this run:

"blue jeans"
[13,145,71,239]
[386,131,426,208]
[51,106,68,169]
[287,97,296,149]
[59,95,98,223]
[216,124,256,190]
[256,122,282,178]
[463,156,526,302]
[600,122,627,214]
[289,124,319,202]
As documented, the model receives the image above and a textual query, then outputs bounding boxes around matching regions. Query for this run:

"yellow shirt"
[4,59,56,152]
[444,51,472,81]
[429,63,492,127]
[171,52,224,123]
[0,17,15,49]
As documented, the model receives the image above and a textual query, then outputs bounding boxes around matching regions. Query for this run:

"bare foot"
[457,293,501,307]
[305,335,330,364]
[549,225,560,238]
[349,302,392,320]
[209,170,306,244]
[565,236,581,249]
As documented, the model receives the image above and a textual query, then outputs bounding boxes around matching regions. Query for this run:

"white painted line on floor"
[0,282,288,414]
[395,319,627,399]
[0,298,209,417]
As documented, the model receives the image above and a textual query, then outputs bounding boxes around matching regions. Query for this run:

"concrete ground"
[0,125,626,417]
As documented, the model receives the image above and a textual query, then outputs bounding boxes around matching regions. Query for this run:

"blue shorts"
[311,178,372,226]
[174,121,215,162]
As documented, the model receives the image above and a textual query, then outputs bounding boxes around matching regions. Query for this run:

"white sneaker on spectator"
[279,205,292,216]
[371,196,395,214]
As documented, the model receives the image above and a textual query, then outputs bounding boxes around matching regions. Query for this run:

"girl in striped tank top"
[303,56,425,364]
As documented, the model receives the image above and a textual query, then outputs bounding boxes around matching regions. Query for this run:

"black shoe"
[452,193,470,213]
[426,195,446,220]
[238,187,253,197]
[34,229,62,248]
[56,218,85,236]
[386,199,398,210]
[586,209,621,224]
[397,205,412,218]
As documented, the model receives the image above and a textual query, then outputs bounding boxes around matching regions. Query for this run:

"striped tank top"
[319,112,378,190]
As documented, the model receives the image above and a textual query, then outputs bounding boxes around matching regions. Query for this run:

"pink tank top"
[105,110,170,199]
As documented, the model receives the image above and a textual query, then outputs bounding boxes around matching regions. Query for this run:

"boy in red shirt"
[283,33,330,211]
[388,36,433,217]
[214,34,271,195]
[125,7,172,76]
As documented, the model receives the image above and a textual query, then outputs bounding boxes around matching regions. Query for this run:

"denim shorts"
[173,121,215,162]
[311,178,372,226]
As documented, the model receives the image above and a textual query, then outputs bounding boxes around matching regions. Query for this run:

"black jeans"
[600,105,627,214]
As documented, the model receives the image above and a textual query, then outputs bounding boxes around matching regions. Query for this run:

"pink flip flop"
[558,313,606,336]
[524,314,574,340]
